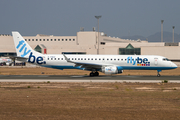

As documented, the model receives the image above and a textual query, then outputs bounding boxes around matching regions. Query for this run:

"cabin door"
[154,58,158,66]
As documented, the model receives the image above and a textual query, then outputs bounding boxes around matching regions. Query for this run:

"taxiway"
[0,75,179,83]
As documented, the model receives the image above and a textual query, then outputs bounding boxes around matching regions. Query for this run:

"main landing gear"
[157,70,162,77]
[89,71,99,77]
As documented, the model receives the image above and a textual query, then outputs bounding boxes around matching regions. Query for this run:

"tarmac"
[0,75,180,83]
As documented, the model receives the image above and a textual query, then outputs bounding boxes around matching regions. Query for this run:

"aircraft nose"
[171,62,177,68]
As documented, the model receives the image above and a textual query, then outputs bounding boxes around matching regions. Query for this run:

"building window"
[25,39,27,41]
[47,39,49,41]
[119,44,141,55]
[73,39,75,41]
[69,39,71,41]
[62,52,86,54]
[43,39,45,41]
[58,39,60,41]
[36,39,38,41]
[54,39,56,41]
[34,45,42,53]
[28,39,30,41]
[32,39,34,41]
[40,39,41,41]
[65,39,67,41]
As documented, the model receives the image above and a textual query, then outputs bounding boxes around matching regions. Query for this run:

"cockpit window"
[163,58,170,61]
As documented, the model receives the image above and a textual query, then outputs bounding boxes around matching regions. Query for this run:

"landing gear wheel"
[94,72,99,76]
[157,70,162,77]
[90,72,94,77]
[157,74,161,77]
[89,72,99,77]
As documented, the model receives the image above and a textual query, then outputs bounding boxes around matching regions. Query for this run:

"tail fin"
[12,31,42,58]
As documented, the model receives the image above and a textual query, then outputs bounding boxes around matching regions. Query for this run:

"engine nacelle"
[101,66,123,74]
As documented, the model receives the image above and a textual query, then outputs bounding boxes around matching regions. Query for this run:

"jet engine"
[101,66,123,74]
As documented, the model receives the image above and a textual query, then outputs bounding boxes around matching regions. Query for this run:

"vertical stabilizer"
[12,31,42,58]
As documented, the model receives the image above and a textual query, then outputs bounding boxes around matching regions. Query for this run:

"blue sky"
[1,0,180,37]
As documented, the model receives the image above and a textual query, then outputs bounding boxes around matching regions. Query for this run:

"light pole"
[161,20,164,42]
[172,26,175,43]
[95,15,101,54]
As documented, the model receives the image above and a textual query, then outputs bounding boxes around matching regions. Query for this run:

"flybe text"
[16,40,31,57]
[127,57,150,66]
[28,52,46,64]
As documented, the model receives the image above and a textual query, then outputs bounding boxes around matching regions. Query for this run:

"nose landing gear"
[157,70,162,77]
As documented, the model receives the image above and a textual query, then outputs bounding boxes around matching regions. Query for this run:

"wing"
[62,54,105,70]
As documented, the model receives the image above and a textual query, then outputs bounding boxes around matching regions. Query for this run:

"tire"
[90,72,94,77]
[157,74,161,77]
[94,72,99,76]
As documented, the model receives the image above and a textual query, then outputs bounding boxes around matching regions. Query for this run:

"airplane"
[0,58,12,66]
[12,31,177,77]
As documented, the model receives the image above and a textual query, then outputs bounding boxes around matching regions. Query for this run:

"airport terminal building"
[0,31,180,66]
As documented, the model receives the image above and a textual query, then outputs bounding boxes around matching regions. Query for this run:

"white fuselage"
[28,54,177,71]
